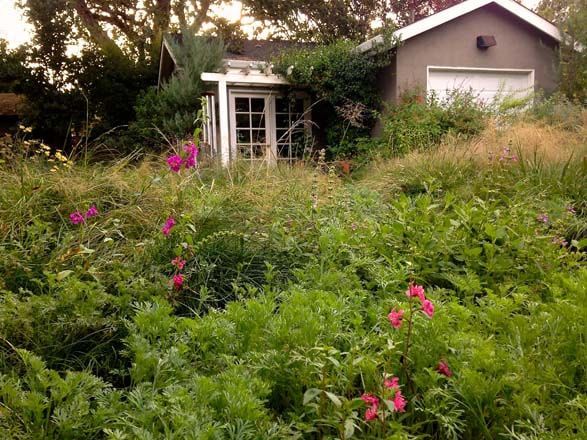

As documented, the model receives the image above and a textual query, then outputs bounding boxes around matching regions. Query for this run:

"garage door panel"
[428,68,533,104]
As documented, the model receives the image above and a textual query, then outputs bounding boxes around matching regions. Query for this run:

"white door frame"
[228,89,277,164]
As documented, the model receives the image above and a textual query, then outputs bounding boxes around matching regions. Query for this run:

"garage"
[427,67,534,105]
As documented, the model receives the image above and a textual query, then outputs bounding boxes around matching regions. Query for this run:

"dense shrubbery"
[380,89,488,157]
[133,35,225,144]
[273,38,394,152]
[0,121,586,438]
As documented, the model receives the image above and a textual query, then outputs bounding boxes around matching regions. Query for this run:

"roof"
[224,40,313,61]
[0,93,24,117]
[358,0,562,53]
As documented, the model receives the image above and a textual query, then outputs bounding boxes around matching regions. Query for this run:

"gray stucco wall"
[379,3,559,104]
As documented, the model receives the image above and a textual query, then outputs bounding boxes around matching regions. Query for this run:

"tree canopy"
[240,0,464,42]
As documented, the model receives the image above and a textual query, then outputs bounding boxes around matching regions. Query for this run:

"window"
[229,91,309,163]
[233,96,269,161]
[275,97,308,163]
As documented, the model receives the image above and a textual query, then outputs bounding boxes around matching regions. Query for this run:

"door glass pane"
[236,129,250,143]
[252,144,265,158]
[239,145,251,158]
[251,129,266,144]
[250,98,265,113]
[293,99,304,113]
[251,113,265,128]
[276,113,289,129]
[276,98,289,113]
[236,113,250,128]
[277,144,290,158]
[235,98,249,112]
[276,129,288,143]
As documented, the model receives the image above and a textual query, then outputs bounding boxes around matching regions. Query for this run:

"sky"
[0,0,542,49]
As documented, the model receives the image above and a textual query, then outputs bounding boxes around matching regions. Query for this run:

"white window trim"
[426,65,535,96]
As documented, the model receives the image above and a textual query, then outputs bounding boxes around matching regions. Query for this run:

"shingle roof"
[224,39,312,61]
[0,93,24,116]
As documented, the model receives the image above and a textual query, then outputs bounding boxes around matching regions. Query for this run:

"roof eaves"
[357,0,562,53]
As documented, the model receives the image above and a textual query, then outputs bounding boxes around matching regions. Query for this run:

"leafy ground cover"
[0,121,585,439]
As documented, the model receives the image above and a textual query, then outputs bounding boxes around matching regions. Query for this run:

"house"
[158,38,313,166]
[0,93,24,135]
[158,0,562,166]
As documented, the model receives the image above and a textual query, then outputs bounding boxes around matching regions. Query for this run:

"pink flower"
[365,405,379,421]
[537,213,549,224]
[360,393,379,406]
[384,376,400,390]
[566,205,576,214]
[173,273,184,290]
[184,143,199,169]
[85,205,99,218]
[69,211,85,225]
[421,299,435,318]
[161,217,176,236]
[171,256,186,270]
[387,308,404,329]
[437,360,453,377]
[167,154,183,172]
[406,284,426,303]
[392,390,407,413]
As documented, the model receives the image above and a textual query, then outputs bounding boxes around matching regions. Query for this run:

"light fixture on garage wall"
[477,35,497,49]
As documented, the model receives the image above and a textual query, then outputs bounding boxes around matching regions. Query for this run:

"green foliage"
[273,39,394,153]
[539,0,587,103]
[381,89,488,156]
[0,123,586,438]
[134,34,224,142]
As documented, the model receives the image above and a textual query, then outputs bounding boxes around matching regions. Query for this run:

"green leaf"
[324,391,342,407]
[303,388,321,405]
[56,270,73,281]
[344,419,355,438]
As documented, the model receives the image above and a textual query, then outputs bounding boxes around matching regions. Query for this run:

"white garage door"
[427,67,534,105]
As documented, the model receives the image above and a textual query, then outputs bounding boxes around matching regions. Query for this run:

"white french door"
[228,90,310,163]
[229,91,276,162]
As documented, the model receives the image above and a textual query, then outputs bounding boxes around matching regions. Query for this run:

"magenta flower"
[167,154,183,172]
[421,299,435,318]
[387,308,404,329]
[69,211,85,225]
[384,376,400,390]
[173,273,184,290]
[437,360,453,377]
[184,142,199,169]
[360,393,379,406]
[364,405,379,421]
[161,217,176,236]
[406,284,426,303]
[171,256,186,270]
[85,205,99,218]
[392,390,407,412]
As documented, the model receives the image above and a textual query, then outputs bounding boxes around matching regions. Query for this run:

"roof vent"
[477,35,497,49]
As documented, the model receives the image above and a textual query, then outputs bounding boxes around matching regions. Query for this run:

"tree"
[241,0,464,42]
[0,40,28,93]
[18,0,223,61]
[538,0,586,102]
[389,0,463,27]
